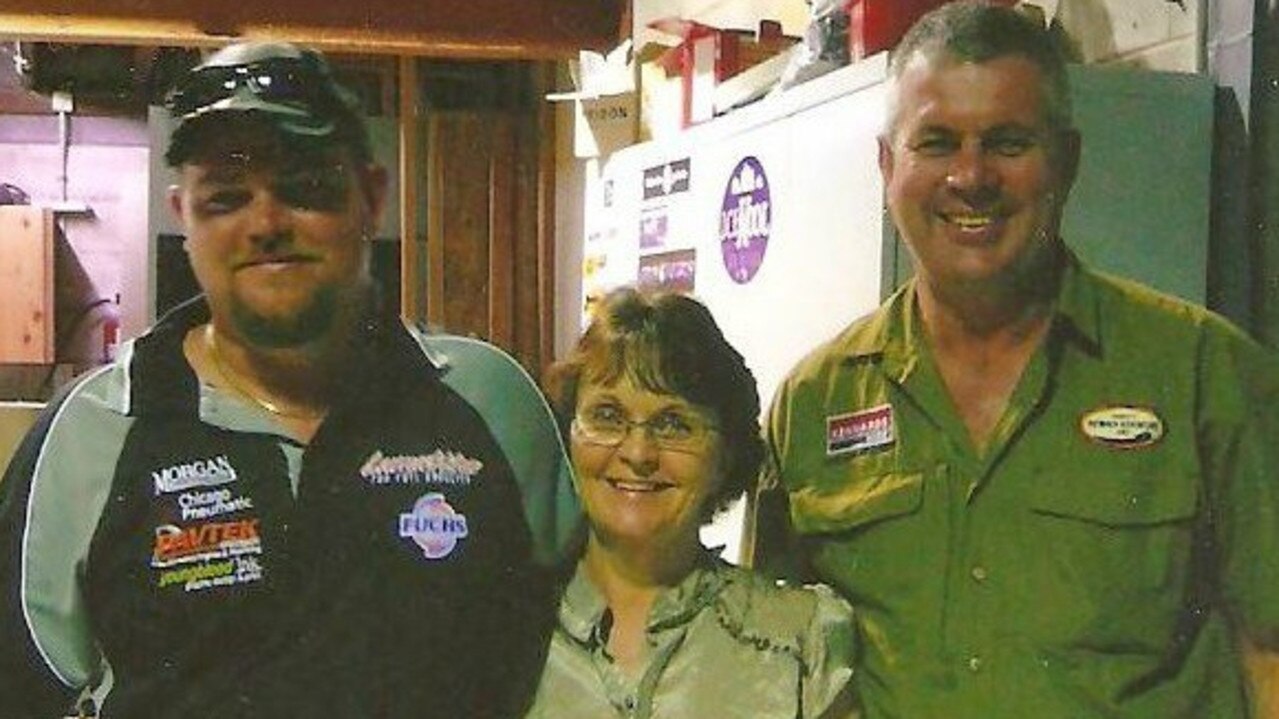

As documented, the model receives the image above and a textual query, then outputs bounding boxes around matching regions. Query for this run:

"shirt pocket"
[1029,465,1199,527]
[1025,465,1201,630]
[787,469,930,599]
[789,470,924,535]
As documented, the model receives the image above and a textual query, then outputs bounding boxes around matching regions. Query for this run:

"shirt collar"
[829,281,921,384]
[126,292,442,416]
[1050,250,1103,354]
[556,551,727,646]
[829,248,1103,374]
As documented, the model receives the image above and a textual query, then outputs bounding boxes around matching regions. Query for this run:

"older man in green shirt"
[750,2,1279,717]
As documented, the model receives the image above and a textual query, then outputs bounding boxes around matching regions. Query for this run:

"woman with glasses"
[527,287,859,718]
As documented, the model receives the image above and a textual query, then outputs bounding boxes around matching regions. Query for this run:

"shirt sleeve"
[444,432,558,718]
[1197,318,1279,645]
[0,392,104,718]
[801,583,860,719]
[416,333,582,566]
[747,376,817,583]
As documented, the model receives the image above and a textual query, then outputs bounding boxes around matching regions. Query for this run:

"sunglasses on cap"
[165,56,343,117]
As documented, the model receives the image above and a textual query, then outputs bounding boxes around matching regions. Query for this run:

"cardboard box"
[647,18,795,129]
[733,20,796,76]
[572,93,640,158]
[637,44,684,141]
[547,41,649,159]
[550,22,796,155]
[715,45,795,115]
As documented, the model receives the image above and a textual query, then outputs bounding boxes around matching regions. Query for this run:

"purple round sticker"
[719,156,772,284]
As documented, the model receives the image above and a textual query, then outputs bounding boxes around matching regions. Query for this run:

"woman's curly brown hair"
[544,287,764,523]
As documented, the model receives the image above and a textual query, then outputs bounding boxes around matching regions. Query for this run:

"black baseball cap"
[164,41,371,166]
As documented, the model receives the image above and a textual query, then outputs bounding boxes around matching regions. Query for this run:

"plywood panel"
[399,56,424,322]
[0,207,54,364]
[528,68,557,375]
[419,64,556,373]
[488,114,516,348]
[428,112,493,339]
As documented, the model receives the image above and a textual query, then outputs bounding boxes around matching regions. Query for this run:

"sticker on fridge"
[638,249,697,293]
[643,158,691,201]
[719,156,772,284]
[640,208,670,250]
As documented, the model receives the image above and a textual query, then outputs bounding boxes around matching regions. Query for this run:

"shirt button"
[967,655,983,673]
[970,565,989,582]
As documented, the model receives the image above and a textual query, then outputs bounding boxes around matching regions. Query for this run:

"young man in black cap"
[0,41,570,717]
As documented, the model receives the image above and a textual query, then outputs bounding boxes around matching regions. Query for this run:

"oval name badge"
[1079,406,1164,449]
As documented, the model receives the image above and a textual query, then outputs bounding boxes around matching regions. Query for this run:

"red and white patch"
[826,404,895,457]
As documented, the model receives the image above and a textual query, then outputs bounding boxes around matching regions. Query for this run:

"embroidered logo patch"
[150,518,265,592]
[156,556,263,593]
[151,519,262,568]
[177,488,254,521]
[399,493,469,560]
[826,404,895,457]
[152,455,239,495]
[360,449,484,487]
[1080,406,1164,449]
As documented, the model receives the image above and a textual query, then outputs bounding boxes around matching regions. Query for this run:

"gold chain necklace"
[204,324,327,421]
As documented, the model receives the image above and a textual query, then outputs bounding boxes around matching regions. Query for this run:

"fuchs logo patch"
[826,404,895,457]
[153,455,238,495]
[360,449,484,487]
[1080,406,1164,449]
[399,493,469,560]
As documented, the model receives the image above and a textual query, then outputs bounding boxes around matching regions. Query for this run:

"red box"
[649,18,737,128]
[648,18,792,128]
[845,0,947,62]
[845,0,1016,62]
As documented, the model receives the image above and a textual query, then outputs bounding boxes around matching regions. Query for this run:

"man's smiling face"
[879,53,1079,296]
[171,121,381,348]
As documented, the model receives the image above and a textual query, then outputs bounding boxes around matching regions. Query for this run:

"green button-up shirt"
[526,553,859,718]
[753,256,1279,718]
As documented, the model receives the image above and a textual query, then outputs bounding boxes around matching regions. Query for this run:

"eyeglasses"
[572,402,718,453]
[166,58,338,116]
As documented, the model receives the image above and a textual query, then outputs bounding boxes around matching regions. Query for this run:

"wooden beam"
[398,55,422,322]
[535,63,558,369]
[0,0,623,58]
[488,115,515,347]
[425,115,445,328]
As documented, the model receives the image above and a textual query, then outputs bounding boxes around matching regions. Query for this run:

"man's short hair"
[886,1,1074,135]
[164,41,371,167]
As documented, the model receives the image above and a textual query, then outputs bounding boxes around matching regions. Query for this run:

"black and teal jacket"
[0,298,576,718]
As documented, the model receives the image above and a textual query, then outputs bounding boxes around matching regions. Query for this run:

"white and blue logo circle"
[399,493,469,560]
